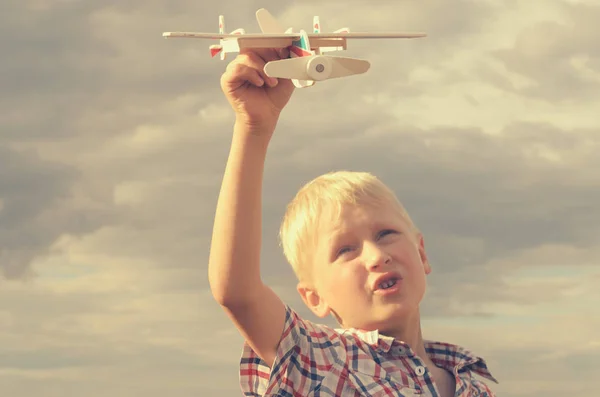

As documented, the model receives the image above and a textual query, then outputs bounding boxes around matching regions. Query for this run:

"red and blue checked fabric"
[240,305,497,396]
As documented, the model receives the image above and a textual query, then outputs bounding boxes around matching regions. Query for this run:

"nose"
[364,243,391,270]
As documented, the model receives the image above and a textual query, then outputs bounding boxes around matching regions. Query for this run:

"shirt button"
[415,366,426,376]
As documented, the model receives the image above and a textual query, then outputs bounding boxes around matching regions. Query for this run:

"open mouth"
[378,278,399,290]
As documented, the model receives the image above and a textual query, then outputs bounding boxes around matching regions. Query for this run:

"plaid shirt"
[240,304,497,396]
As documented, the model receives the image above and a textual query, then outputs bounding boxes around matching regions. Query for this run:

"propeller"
[264,55,370,81]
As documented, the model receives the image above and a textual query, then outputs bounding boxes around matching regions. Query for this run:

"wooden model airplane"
[163,8,426,88]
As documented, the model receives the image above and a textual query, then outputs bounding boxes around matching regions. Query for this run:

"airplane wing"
[162,31,426,51]
[162,32,299,39]
[307,32,426,39]
[162,32,426,40]
[162,32,296,48]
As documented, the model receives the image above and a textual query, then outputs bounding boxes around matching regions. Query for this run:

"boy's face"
[298,202,431,333]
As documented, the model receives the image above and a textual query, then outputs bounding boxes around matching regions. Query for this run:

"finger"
[240,47,282,62]
[277,47,290,60]
[222,61,265,90]
[239,48,290,86]
[237,51,280,88]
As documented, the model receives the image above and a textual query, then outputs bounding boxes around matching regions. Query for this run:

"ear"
[297,282,330,318]
[417,233,431,275]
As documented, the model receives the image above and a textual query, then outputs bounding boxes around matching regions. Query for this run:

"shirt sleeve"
[239,303,345,396]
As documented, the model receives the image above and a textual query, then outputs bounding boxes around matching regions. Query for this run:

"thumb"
[277,47,290,59]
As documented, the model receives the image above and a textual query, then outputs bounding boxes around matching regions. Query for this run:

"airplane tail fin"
[214,15,244,60]
[220,15,245,35]
[290,29,313,58]
[313,16,348,53]
[216,15,226,59]
[313,16,350,34]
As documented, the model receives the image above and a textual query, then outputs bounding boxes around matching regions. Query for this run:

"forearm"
[208,122,272,306]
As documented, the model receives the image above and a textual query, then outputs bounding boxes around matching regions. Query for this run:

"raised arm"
[208,48,295,366]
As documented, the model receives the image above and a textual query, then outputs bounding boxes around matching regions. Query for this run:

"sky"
[1,0,599,396]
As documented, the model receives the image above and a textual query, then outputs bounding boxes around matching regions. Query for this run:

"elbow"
[209,283,237,307]
[210,285,255,309]
[208,269,259,308]
[208,274,232,306]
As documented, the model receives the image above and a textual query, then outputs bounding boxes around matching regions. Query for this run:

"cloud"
[0,145,116,279]
[1,0,599,396]
[485,2,600,102]
[0,230,245,396]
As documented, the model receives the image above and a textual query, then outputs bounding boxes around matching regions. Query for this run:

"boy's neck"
[381,309,430,362]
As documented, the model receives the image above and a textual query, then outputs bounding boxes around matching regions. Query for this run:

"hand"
[220,48,295,135]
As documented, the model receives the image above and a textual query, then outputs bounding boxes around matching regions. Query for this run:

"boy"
[208,48,497,396]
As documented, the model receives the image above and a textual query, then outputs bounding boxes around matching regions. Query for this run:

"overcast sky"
[1,0,599,396]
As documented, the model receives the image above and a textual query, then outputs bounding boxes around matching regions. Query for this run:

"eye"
[377,229,397,239]
[336,246,353,257]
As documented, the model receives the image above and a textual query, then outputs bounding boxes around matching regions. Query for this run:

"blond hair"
[279,171,417,284]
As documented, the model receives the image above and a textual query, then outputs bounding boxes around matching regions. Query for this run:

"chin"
[379,302,418,322]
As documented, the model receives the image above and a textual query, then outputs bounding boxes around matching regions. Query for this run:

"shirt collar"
[335,327,498,383]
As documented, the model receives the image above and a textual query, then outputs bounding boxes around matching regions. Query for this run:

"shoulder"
[425,340,499,394]
[239,304,364,396]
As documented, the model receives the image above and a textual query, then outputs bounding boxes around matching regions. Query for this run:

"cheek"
[395,245,426,276]
[411,257,427,278]
[393,241,416,261]
[327,265,365,297]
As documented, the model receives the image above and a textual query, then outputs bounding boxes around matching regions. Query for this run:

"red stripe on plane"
[290,45,312,57]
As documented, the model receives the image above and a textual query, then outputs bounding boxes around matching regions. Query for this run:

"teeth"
[379,279,397,290]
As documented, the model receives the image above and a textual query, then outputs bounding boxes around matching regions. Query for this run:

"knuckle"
[225,59,238,71]
[219,71,228,85]
[242,51,263,66]
[236,52,252,64]
[227,62,246,76]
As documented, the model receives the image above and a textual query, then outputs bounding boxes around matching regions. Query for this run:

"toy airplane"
[163,8,426,88]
